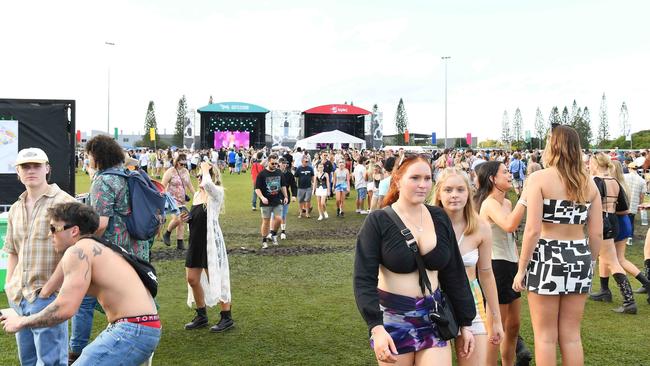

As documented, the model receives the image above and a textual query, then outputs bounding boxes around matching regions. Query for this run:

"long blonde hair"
[609,160,629,198]
[433,168,480,236]
[541,125,590,203]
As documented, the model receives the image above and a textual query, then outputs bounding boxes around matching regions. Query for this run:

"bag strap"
[383,206,435,298]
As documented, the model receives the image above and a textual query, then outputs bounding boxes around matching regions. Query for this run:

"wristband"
[517,198,527,207]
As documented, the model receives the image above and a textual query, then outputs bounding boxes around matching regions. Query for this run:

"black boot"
[634,260,650,294]
[185,307,208,330]
[162,230,171,246]
[589,277,613,302]
[176,239,185,251]
[210,310,234,333]
[515,335,532,366]
[613,273,637,314]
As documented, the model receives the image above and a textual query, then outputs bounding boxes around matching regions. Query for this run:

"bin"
[0,216,7,292]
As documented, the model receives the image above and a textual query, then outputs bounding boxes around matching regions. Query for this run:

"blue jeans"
[74,322,161,366]
[251,189,257,208]
[70,295,97,354]
[10,294,68,366]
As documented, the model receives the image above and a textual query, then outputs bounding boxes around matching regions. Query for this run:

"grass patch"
[1,171,649,365]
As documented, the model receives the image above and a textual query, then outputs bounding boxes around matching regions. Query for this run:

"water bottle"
[642,209,648,226]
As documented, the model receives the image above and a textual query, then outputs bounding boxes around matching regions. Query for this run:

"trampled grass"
[1,170,649,365]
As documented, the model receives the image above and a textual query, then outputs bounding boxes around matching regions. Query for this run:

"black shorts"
[492,259,521,304]
[603,212,619,240]
[228,162,235,168]
[191,163,197,170]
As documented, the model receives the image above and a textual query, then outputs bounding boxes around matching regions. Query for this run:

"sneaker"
[626,238,633,246]
[612,303,638,314]
[318,215,323,221]
[340,211,344,217]
[261,241,269,249]
[252,206,256,211]
[356,209,361,213]
[272,236,279,246]
[280,233,286,240]
[634,287,647,294]
[210,318,234,333]
[324,212,329,219]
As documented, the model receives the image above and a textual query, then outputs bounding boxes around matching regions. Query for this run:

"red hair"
[383,156,432,206]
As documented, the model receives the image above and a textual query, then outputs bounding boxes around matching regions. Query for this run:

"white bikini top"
[458,233,480,267]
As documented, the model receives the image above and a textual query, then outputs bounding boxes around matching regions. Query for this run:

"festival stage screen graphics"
[214,131,250,149]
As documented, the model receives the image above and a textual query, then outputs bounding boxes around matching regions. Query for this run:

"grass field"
[1,170,650,365]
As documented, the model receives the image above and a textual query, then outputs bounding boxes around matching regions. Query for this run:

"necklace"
[395,204,424,232]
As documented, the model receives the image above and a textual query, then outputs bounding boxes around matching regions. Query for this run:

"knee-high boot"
[613,273,637,314]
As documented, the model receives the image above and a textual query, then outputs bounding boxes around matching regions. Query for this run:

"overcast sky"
[2,0,648,141]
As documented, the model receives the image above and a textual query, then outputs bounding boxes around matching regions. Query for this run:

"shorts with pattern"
[526,238,593,295]
[370,288,448,355]
[466,279,487,335]
[357,187,368,200]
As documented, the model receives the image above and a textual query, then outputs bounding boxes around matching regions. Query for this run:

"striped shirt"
[3,184,76,303]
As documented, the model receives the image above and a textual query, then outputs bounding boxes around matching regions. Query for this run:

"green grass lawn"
[1,170,650,365]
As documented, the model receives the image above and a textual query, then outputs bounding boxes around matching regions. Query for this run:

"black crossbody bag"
[384,206,459,341]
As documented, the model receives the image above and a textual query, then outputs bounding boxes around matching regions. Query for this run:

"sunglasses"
[398,153,433,168]
[269,162,278,167]
[50,224,74,234]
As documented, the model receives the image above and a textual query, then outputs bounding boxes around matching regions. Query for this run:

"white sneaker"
[355,209,361,213]
[272,236,279,246]
[360,210,369,215]
[261,242,269,249]
[280,233,286,240]
[318,215,323,221]
[324,212,329,219]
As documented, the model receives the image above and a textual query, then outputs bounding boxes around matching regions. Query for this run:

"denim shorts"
[356,187,368,200]
[74,322,161,365]
[261,205,283,219]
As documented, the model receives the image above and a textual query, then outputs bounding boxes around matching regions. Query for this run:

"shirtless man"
[1,202,161,366]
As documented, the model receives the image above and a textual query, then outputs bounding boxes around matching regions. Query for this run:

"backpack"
[91,236,158,297]
[99,168,166,241]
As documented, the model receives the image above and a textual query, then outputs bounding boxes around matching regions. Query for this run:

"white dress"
[187,174,231,307]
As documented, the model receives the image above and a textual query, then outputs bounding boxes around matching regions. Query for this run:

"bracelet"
[517,198,527,207]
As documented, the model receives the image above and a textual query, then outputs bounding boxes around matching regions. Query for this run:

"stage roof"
[198,102,269,114]
[303,104,371,115]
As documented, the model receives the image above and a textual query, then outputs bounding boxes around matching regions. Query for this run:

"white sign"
[0,121,19,174]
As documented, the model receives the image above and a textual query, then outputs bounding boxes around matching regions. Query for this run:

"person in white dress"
[183,161,234,333]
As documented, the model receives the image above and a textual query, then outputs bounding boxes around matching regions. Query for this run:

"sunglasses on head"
[50,224,74,234]
[398,153,432,168]
[551,122,560,130]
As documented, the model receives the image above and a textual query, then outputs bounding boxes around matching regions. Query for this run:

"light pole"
[105,41,116,135]
[441,56,450,148]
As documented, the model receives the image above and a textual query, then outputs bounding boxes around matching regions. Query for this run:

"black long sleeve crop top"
[353,205,476,332]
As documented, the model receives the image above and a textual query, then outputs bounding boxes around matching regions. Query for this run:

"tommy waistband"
[113,314,161,329]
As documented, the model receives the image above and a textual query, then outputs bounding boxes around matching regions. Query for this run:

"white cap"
[15,148,49,166]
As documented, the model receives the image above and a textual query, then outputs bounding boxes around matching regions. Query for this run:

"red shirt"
[251,162,264,182]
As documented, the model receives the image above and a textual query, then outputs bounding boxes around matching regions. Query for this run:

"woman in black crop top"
[512,126,604,365]
[588,152,647,313]
[354,155,476,365]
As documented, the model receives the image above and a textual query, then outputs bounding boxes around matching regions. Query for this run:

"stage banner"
[214,131,250,149]
[0,120,19,173]
[371,111,383,149]
[268,110,301,147]
[466,133,472,146]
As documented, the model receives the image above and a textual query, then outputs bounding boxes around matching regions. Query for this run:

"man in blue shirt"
[509,152,526,196]
[227,149,236,174]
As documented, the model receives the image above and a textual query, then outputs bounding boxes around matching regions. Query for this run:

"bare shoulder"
[478,217,492,235]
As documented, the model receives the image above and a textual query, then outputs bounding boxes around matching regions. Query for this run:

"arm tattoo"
[23,304,66,329]
[72,248,90,280]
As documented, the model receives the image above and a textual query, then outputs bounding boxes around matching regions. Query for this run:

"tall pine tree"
[597,93,609,145]
[561,106,570,125]
[548,106,561,128]
[501,110,510,145]
[174,95,188,146]
[582,107,593,146]
[571,100,579,123]
[395,98,408,145]
[534,107,545,148]
[511,108,523,143]
[142,101,159,148]
[619,102,630,140]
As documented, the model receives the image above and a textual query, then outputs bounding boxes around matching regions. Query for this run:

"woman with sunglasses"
[162,153,195,250]
[184,162,235,333]
[433,168,504,366]
[474,161,527,366]
[512,125,603,365]
[354,155,476,366]
[588,152,640,313]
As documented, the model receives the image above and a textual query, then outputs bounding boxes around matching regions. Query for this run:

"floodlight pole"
[441,56,451,149]
[105,41,116,135]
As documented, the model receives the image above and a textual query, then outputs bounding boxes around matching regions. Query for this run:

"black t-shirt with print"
[255,168,287,207]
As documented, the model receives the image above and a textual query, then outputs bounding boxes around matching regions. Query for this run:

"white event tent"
[294,129,366,150]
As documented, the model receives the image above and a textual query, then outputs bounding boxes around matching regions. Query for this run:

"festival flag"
[404,129,410,144]
[466,133,472,146]
[149,128,156,141]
